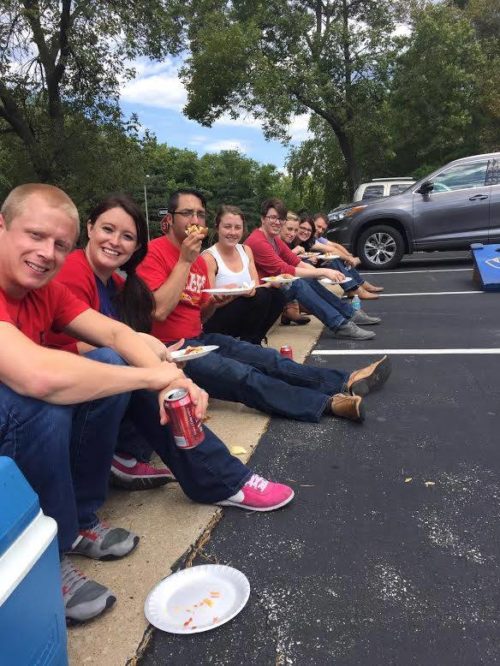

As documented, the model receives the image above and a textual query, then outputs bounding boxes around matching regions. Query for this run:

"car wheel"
[357,225,405,269]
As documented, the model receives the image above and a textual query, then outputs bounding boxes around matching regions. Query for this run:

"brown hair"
[214,204,246,229]
[1,184,79,231]
[260,197,287,220]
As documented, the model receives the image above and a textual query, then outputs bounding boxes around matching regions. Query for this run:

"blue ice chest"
[0,457,68,666]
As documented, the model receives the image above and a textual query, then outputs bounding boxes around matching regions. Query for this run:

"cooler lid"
[0,457,40,555]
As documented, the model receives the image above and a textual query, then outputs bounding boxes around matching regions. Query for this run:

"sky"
[119,57,311,171]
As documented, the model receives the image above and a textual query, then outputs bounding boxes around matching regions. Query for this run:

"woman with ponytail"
[48,194,177,488]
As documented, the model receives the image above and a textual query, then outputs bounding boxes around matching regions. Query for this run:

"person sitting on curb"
[0,185,294,626]
[202,204,286,343]
[277,211,312,325]
[245,198,381,340]
[137,188,392,425]
[312,212,384,296]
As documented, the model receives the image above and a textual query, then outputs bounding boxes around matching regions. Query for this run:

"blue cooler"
[0,457,68,666]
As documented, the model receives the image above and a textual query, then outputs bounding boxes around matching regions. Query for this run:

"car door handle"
[469,194,489,201]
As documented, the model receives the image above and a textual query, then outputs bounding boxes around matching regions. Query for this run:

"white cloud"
[204,139,250,152]
[120,58,187,111]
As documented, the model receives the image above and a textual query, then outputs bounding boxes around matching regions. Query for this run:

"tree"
[0,1,180,183]
[175,0,407,197]
[388,3,491,175]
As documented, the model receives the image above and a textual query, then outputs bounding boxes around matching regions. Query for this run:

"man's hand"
[180,231,205,263]
[137,332,176,361]
[322,268,346,283]
[158,375,209,425]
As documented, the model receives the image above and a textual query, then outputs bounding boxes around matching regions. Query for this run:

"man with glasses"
[138,188,391,425]
[245,199,381,339]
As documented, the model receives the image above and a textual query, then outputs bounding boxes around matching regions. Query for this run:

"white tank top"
[204,244,253,287]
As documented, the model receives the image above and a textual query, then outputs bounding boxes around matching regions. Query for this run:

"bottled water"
[352,294,361,311]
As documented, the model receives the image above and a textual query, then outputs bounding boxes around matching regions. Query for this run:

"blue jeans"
[283,278,354,331]
[177,333,349,422]
[0,348,250,552]
[0,348,128,552]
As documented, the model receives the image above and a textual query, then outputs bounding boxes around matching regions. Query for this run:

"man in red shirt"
[0,184,210,625]
[245,198,381,339]
[138,188,391,426]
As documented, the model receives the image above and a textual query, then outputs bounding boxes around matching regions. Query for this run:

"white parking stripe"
[312,348,500,355]
[380,290,482,297]
[361,268,471,276]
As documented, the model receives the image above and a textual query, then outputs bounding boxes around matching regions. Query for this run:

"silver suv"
[327,153,500,269]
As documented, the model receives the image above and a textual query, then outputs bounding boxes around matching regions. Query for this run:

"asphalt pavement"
[141,252,500,666]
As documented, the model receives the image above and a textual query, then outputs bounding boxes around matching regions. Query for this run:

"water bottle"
[352,294,361,311]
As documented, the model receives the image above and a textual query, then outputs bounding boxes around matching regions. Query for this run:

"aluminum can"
[279,345,293,360]
[163,388,205,449]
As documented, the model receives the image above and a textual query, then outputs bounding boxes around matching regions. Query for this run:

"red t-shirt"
[47,249,124,352]
[137,236,211,341]
[0,282,90,347]
[245,228,300,280]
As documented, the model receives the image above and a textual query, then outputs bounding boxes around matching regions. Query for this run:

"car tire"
[357,225,405,270]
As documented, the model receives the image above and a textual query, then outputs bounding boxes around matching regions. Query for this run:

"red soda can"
[280,345,293,360]
[163,388,205,449]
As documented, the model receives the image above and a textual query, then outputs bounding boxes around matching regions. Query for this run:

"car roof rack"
[370,177,414,182]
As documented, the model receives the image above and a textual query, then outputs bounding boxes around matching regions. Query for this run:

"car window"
[485,159,499,186]
[432,161,488,191]
[362,185,384,200]
[390,184,411,195]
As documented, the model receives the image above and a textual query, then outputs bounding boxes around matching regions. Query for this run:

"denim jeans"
[178,332,349,422]
[283,278,354,331]
[0,347,128,552]
[0,348,250,552]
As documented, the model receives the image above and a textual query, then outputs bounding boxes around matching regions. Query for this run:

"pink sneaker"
[110,453,176,490]
[217,474,294,512]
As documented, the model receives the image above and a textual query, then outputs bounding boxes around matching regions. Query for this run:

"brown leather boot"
[331,393,365,422]
[281,301,311,325]
[347,355,391,397]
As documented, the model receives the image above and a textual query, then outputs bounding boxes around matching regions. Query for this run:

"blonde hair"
[1,184,79,229]
[286,211,299,222]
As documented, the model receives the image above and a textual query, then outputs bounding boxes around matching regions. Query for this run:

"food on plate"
[183,345,205,355]
[186,223,209,237]
[266,273,295,282]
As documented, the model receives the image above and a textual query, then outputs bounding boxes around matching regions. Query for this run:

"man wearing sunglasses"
[138,188,391,425]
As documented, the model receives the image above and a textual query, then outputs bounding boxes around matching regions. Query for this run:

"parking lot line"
[361,268,471,276]
[312,348,500,355]
[380,290,482,297]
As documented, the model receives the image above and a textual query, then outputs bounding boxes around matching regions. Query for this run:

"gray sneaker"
[61,557,116,625]
[70,521,139,561]
[333,321,376,340]
[351,310,381,326]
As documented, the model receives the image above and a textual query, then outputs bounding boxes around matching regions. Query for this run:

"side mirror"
[416,181,434,195]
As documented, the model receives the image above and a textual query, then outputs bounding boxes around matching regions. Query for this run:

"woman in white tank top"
[202,205,285,344]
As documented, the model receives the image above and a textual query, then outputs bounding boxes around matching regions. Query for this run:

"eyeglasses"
[265,215,285,223]
[172,209,207,221]
[299,226,312,235]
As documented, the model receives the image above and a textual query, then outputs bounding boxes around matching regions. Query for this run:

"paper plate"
[320,277,351,285]
[145,564,250,634]
[171,345,219,362]
[316,253,340,260]
[202,281,255,295]
[261,276,299,284]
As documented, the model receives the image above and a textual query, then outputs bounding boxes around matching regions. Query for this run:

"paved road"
[141,254,500,665]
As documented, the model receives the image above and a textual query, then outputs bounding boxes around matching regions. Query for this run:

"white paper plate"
[320,277,351,285]
[171,345,219,362]
[145,564,250,634]
[261,276,299,284]
[202,281,255,296]
[316,254,340,260]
